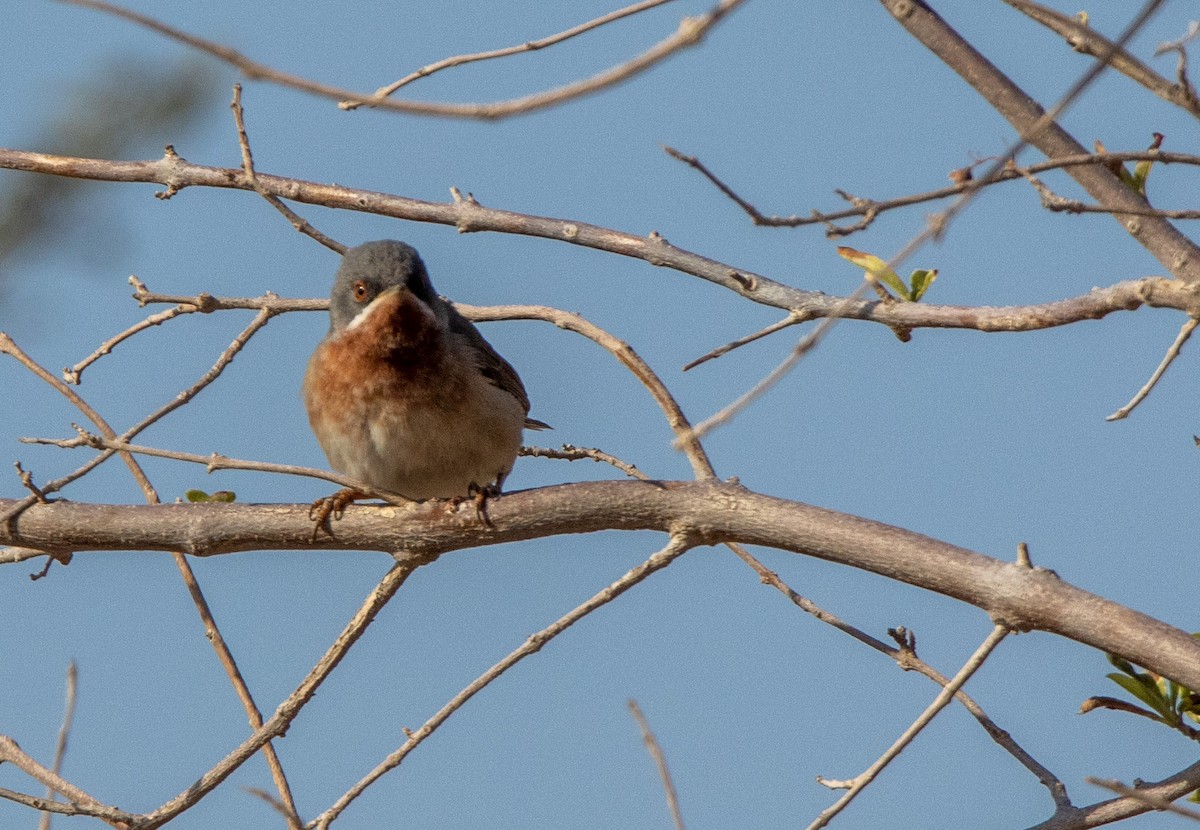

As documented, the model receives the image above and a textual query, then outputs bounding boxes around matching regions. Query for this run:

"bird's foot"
[308,488,367,542]
[460,482,499,528]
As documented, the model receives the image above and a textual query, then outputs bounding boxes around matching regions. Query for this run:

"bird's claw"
[308,488,365,542]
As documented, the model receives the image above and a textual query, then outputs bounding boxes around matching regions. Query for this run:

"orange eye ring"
[352,280,369,302]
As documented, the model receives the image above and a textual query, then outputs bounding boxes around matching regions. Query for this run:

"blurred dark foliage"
[0,56,219,292]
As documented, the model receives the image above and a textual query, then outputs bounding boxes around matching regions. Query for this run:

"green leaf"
[908,269,937,302]
[1107,673,1174,723]
[837,246,909,298]
[185,489,237,503]
[1106,653,1138,676]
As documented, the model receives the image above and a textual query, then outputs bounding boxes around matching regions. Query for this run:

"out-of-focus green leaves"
[0,56,220,282]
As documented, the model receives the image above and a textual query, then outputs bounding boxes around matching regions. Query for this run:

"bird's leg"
[308,488,367,542]
[465,481,501,528]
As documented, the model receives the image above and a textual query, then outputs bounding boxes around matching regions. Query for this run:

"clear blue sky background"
[3,2,1200,828]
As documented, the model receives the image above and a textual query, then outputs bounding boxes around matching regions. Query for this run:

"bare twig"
[23,428,409,504]
[342,0,676,108]
[459,303,715,479]
[138,558,429,828]
[683,312,803,371]
[312,533,696,829]
[1107,316,1199,420]
[230,84,345,253]
[729,543,1070,809]
[666,146,1200,234]
[521,444,651,480]
[63,304,189,384]
[678,281,874,443]
[628,700,687,830]
[0,331,159,523]
[806,625,1010,830]
[61,0,745,120]
[1155,21,1200,107]
[37,662,78,830]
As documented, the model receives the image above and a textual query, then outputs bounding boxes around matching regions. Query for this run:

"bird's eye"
[352,280,369,302]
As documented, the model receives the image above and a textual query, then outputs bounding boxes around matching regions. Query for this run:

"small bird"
[304,240,545,531]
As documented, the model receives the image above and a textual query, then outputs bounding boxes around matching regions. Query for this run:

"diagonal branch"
[807,625,1010,829]
[1002,0,1200,118]
[879,0,1200,284]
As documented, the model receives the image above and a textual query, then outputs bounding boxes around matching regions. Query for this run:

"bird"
[303,240,546,534]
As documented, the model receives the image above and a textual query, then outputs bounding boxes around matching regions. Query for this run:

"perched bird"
[304,240,545,530]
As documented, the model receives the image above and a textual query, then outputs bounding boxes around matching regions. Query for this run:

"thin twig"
[139,559,428,828]
[521,444,651,480]
[628,700,687,830]
[678,281,873,444]
[806,625,1010,830]
[23,429,408,504]
[666,145,1200,234]
[0,332,158,522]
[1108,316,1199,420]
[311,533,696,829]
[342,0,676,108]
[683,312,803,371]
[37,662,78,830]
[61,0,745,120]
[459,303,716,480]
[230,84,345,253]
[1155,21,1200,107]
[63,305,189,384]
[728,543,1071,809]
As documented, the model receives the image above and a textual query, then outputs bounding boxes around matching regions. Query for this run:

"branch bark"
[5,480,1200,694]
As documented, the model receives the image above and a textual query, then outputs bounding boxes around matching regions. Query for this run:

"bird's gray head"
[328,241,443,332]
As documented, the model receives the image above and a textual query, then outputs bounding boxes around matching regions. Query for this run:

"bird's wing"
[446,305,532,415]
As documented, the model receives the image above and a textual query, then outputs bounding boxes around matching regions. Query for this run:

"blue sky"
[3,2,1200,828]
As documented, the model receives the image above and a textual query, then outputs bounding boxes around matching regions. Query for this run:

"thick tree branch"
[5,480,1200,695]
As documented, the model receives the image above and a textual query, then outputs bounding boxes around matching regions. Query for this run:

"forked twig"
[312,533,696,829]
[61,0,745,120]
[342,0,676,108]
[231,83,345,253]
[806,625,1010,830]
